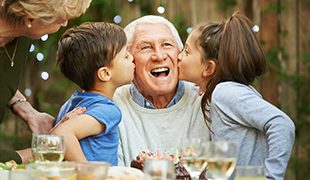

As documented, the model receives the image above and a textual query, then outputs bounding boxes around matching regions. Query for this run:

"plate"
[107,166,145,180]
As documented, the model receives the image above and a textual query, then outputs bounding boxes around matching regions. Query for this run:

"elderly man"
[113,15,210,166]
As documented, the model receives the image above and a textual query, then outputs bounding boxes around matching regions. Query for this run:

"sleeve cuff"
[0,149,22,163]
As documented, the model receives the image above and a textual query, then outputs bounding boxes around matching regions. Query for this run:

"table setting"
[0,134,266,180]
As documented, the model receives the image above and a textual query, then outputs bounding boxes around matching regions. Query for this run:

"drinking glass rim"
[34,134,64,138]
[76,161,110,166]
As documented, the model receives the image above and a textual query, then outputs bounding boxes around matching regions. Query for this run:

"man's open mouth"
[150,67,170,77]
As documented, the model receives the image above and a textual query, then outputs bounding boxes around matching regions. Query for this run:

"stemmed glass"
[144,159,175,180]
[32,134,65,162]
[180,138,208,180]
[31,133,40,162]
[204,141,237,180]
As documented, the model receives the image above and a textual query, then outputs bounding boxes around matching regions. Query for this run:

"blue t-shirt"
[55,91,121,166]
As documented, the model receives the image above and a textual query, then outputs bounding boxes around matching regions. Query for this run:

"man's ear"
[97,67,112,82]
[202,60,216,77]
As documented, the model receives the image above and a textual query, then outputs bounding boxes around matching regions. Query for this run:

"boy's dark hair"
[56,22,127,90]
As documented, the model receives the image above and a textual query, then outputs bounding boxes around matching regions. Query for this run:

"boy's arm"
[50,114,105,162]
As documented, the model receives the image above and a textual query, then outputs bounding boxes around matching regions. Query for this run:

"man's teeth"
[151,67,169,73]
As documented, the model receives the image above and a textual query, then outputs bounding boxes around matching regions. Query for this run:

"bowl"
[27,162,77,180]
[76,161,110,180]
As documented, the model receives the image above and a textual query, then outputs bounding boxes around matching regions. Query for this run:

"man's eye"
[141,45,151,50]
[163,43,173,47]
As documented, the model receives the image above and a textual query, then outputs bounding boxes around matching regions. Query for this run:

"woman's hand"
[8,90,55,134]
[27,112,55,134]
[49,107,86,133]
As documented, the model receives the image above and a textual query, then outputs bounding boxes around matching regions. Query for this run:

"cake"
[130,151,206,180]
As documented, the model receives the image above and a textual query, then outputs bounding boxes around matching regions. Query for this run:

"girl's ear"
[203,60,216,77]
[97,67,112,82]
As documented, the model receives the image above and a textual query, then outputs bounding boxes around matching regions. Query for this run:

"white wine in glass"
[36,150,65,162]
[234,166,265,180]
[204,141,237,180]
[35,134,65,162]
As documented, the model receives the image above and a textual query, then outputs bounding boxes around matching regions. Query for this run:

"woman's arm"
[8,90,55,133]
[50,114,105,162]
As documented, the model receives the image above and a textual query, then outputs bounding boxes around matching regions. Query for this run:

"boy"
[51,22,135,166]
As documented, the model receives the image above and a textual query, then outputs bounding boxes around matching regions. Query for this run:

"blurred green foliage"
[217,0,237,12]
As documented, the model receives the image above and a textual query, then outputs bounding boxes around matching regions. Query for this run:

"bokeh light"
[186,27,193,34]
[29,44,35,52]
[36,52,44,61]
[157,6,165,14]
[24,88,32,97]
[41,34,48,41]
[252,25,260,32]
[113,15,122,24]
[41,71,49,80]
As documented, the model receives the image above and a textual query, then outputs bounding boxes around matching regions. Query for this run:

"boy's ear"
[97,67,112,82]
[202,60,216,77]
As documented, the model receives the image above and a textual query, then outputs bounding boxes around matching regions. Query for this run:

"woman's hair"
[0,0,91,25]
[56,22,127,90]
[197,11,267,123]
[124,15,183,51]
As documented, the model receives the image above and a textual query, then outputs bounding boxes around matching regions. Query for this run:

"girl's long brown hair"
[197,11,267,126]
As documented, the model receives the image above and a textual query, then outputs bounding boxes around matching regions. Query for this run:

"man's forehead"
[135,22,169,30]
[133,23,175,43]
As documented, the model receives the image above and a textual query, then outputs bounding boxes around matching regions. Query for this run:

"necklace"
[3,40,18,67]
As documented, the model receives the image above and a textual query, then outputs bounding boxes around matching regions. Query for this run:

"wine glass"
[31,133,40,162]
[144,159,175,180]
[27,162,77,179]
[34,134,65,162]
[204,141,237,180]
[180,138,208,180]
[76,161,110,179]
[234,166,265,180]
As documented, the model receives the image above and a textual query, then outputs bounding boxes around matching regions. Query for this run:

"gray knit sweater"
[114,82,211,167]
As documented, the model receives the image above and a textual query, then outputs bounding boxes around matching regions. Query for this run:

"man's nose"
[178,52,183,61]
[152,47,167,61]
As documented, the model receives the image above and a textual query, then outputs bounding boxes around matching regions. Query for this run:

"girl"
[178,12,295,180]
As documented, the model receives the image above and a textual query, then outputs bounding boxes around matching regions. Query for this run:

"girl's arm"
[50,114,105,162]
[213,82,295,179]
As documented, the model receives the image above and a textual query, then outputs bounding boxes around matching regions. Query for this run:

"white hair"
[124,15,183,51]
